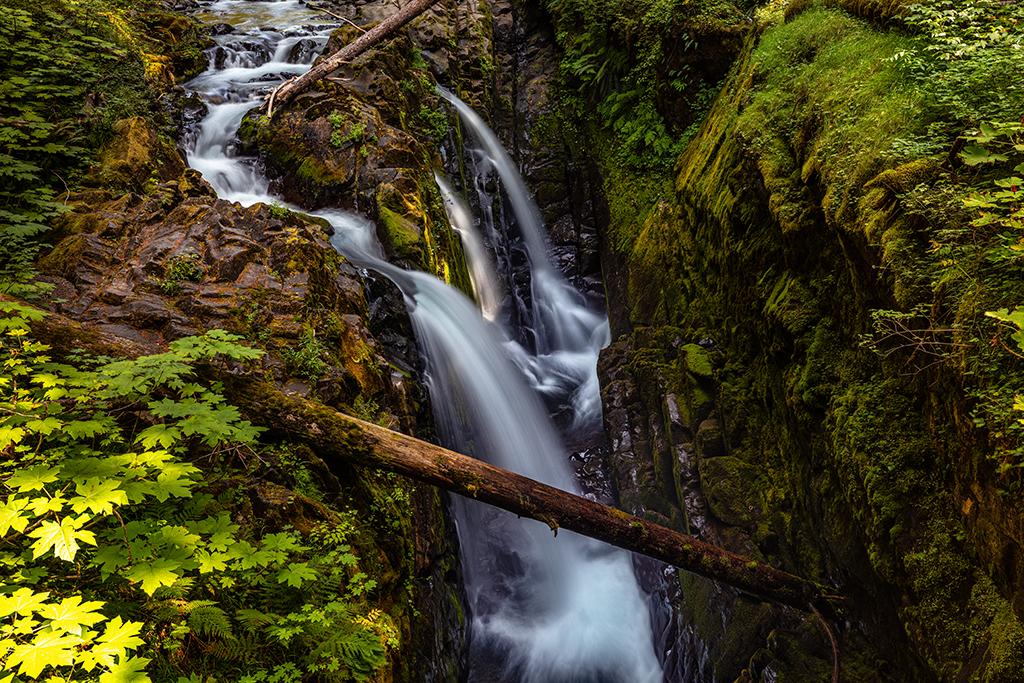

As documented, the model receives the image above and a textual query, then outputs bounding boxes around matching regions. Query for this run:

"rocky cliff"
[573,1,1024,680]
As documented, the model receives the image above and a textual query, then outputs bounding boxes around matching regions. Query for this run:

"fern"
[188,604,235,641]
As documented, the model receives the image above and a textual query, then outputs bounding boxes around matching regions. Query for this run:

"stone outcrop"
[591,5,1024,681]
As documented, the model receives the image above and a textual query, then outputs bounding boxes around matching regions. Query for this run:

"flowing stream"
[183,2,662,680]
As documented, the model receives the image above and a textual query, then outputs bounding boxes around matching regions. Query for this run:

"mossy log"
[15,299,834,613]
[266,0,441,115]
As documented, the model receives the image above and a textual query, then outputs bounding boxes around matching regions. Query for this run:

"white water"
[434,172,503,322]
[439,88,609,428]
[330,214,661,683]
[182,3,661,680]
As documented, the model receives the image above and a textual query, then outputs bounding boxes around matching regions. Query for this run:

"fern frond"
[188,604,234,641]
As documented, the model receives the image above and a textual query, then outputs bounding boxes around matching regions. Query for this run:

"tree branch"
[265,0,441,116]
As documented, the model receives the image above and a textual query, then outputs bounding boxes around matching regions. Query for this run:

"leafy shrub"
[545,0,743,169]
[283,328,329,381]
[160,253,205,295]
[0,303,393,680]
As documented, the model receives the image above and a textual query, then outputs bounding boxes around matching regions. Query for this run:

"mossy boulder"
[94,117,186,192]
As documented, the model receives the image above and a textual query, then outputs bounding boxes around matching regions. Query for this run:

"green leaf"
[125,559,181,595]
[64,418,112,439]
[134,423,181,450]
[5,464,59,492]
[986,309,1024,328]
[28,515,96,561]
[277,562,317,588]
[961,144,1009,166]
[71,478,129,515]
[90,617,145,667]
[0,427,27,451]
[195,549,228,574]
[24,416,62,435]
[99,656,151,683]
[0,496,31,536]
[6,628,77,677]
[37,595,107,635]
[0,587,49,618]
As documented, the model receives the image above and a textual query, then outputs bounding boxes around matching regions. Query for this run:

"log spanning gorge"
[184,1,662,679]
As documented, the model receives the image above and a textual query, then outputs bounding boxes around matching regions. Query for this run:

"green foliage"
[282,328,329,381]
[0,0,164,296]
[160,253,205,295]
[418,106,449,142]
[328,111,366,149]
[545,0,743,169]
[893,0,1024,134]
[957,122,1024,242]
[0,304,393,681]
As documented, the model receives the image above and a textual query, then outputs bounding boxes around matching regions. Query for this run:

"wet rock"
[695,417,727,458]
[698,456,761,528]
[286,37,319,63]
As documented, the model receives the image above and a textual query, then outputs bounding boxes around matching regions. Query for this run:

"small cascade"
[439,87,608,428]
[180,3,662,680]
[434,172,503,322]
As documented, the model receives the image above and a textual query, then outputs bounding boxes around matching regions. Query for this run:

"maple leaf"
[37,594,107,634]
[5,464,60,492]
[0,587,49,618]
[0,496,30,536]
[277,562,317,588]
[28,515,96,561]
[98,655,151,683]
[125,559,181,595]
[6,628,77,677]
[195,549,228,574]
[90,617,144,668]
[71,478,128,515]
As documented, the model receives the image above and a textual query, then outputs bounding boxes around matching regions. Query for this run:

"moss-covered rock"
[589,1,1024,680]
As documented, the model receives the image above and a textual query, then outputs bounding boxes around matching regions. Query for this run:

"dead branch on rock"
[265,0,440,116]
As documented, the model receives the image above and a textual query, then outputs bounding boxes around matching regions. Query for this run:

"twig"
[266,77,289,119]
[308,3,368,32]
[810,602,840,683]
[51,172,71,205]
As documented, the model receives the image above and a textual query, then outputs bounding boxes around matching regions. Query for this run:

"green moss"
[736,7,926,230]
[160,252,204,295]
[378,205,423,260]
[699,456,762,528]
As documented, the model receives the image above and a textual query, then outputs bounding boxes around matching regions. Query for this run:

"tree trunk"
[266,0,441,115]
[12,300,835,613]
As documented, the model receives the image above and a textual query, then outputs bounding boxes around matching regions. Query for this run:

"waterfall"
[437,87,606,364]
[439,88,608,429]
[328,213,661,683]
[434,172,504,322]
[181,3,662,680]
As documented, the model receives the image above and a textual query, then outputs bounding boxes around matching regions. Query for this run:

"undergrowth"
[0,0,202,297]
[0,303,397,681]
[544,0,746,170]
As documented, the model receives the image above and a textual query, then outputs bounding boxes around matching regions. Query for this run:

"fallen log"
[14,300,835,613]
[265,0,441,116]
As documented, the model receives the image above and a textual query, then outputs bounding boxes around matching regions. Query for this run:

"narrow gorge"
[3,0,1024,681]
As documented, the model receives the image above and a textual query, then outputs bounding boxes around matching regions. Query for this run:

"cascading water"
[434,172,503,323]
[438,89,609,428]
[181,2,662,680]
